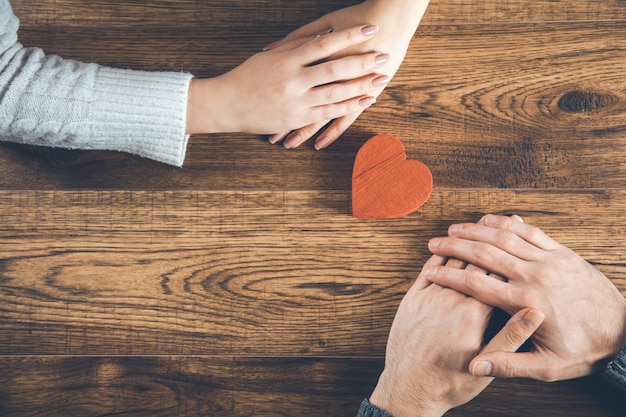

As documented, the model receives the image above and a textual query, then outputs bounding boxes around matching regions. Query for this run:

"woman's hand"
[264,0,431,149]
[186,25,389,136]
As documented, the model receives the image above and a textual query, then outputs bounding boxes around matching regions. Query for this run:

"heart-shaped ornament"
[352,134,433,219]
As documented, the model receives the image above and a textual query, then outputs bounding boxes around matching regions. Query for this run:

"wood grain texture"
[0,190,624,357]
[1,357,624,417]
[2,1,626,416]
[11,0,626,28]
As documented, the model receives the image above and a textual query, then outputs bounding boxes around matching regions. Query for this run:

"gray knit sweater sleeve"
[0,0,193,166]
[602,343,626,394]
[358,399,395,417]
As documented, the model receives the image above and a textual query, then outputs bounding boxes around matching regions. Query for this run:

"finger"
[479,214,560,252]
[283,120,329,149]
[481,308,543,354]
[298,25,379,65]
[308,52,390,89]
[314,112,362,150]
[303,95,376,133]
[425,265,521,314]
[428,235,524,279]
[448,223,544,266]
[413,254,448,291]
[470,308,544,378]
[268,132,289,145]
[310,72,388,108]
[477,213,524,225]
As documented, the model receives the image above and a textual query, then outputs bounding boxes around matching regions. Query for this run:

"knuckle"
[505,323,527,348]
[320,105,334,122]
[315,33,332,51]
[538,366,560,382]
[500,360,520,378]
[324,62,339,78]
[324,85,338,102]
[463,271,484,292]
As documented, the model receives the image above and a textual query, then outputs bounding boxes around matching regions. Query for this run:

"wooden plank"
[0,190,624,356]
[4,22,626,190]
[11,0,626,29]
[0,357,623,417]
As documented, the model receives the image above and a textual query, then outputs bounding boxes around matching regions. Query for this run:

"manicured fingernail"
[472,361,493,377]
[371,75,389,88]
[313,28,333,37]
[284,134,301,149]
[262,41,281,51]
[359,96,376,107]
[315,136,331,150]
[361,25,378,36]
[375,53,390,66]
[268,134,282,144]
[429,237,441,248]
[449,224,463,235]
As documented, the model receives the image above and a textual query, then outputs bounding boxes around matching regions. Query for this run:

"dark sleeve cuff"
[357,399,395,417]
[601,343,626,394]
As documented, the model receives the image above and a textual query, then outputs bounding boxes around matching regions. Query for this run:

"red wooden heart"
[352,134,433,219]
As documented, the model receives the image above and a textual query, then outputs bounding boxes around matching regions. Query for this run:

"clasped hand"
[186,25,388,137]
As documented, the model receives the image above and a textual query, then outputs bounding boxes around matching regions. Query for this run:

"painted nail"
[359,96,376,108]
[372,75,389,88]
[472,361,493,377]
[313,28,333,38]
[315,136,331,150]
[262,40,281,51]
[284,134,302,149]
[375,53,391,66]
[361,25,378,37]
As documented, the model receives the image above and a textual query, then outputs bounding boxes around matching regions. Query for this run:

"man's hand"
[426,214,626,381]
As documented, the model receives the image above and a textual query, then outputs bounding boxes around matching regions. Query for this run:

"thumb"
[470,308,544,378]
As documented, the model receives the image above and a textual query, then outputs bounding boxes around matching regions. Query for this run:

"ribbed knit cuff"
[90,66,194,167]
[601,343,626,394]
[357,399,395,417]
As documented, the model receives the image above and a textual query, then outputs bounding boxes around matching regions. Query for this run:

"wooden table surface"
[2,1,626,416]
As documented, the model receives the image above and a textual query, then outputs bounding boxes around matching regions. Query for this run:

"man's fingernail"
[315,136,331,150]
[449,224,463,234]
[375,53,391,66]
[522,309,544,330]
[429,237,441,248]
[472,361,493,377]
[359,96,376,107]
[424,266,438,278]
[372,75,389,88]
[484,214,498,226]
[361,25,378,36]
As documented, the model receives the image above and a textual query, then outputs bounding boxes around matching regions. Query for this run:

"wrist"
[185,77,236,134]
[369,372,445,417]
